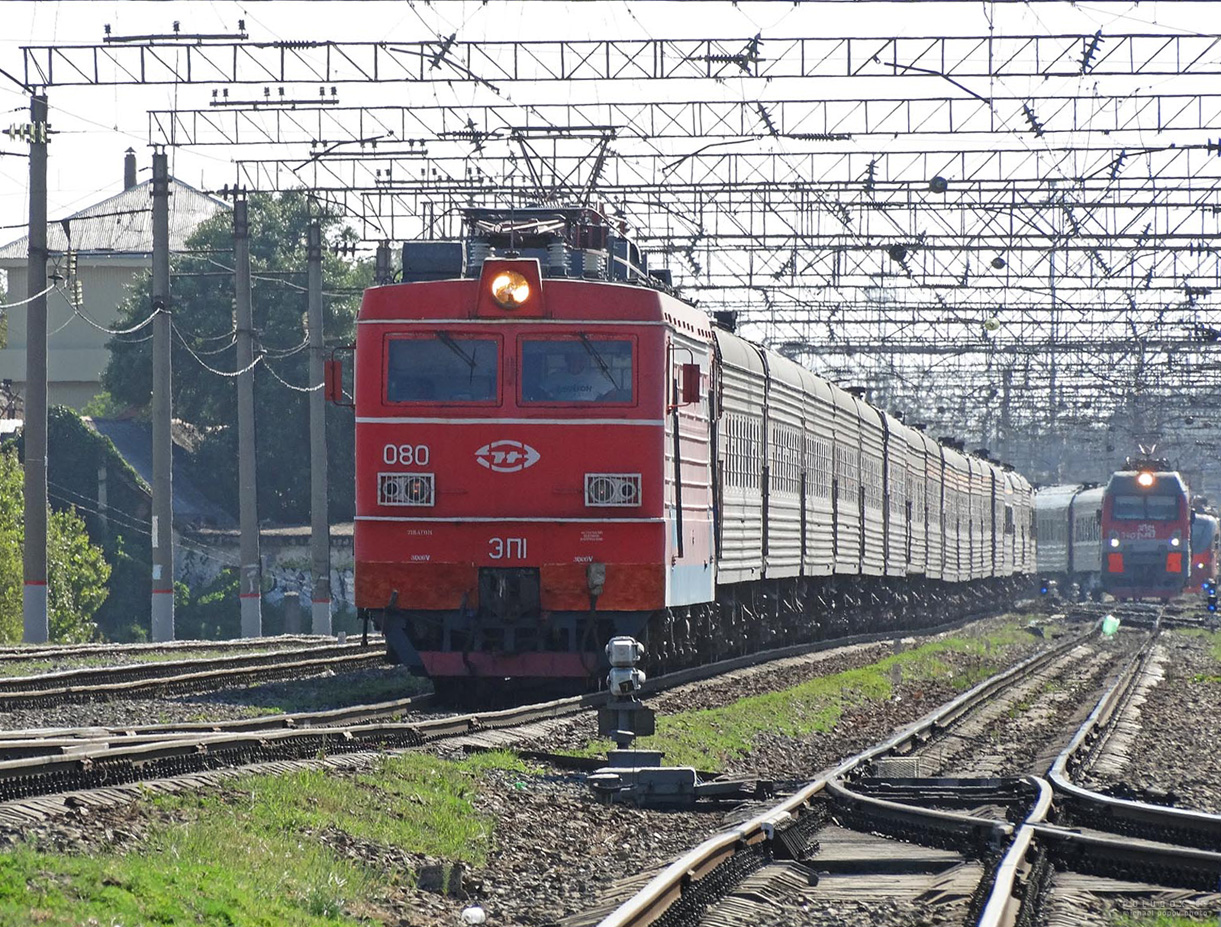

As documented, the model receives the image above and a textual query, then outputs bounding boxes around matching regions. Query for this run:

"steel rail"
[595,627,1098,927]
[0,643,386,707]
[0,605,1040,809]
[0,634,380,665]
[976,777,1055,927]
[1047,630,1221,850]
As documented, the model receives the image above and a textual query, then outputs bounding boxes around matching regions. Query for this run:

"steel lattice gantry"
[20,27,1221,485]
[24,33,1221,85]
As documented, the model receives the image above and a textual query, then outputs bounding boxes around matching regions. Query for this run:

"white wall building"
[0,151,228,409]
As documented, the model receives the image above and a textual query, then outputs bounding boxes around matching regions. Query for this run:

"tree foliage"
[40,407,151,641]
[0,448,110,644]
[102,192,370,524]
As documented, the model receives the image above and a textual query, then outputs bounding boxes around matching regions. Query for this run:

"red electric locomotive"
[343,207,1034,691]
[1100,455,1191,601]
[1190,510,1219,590]
[351,209,714,686]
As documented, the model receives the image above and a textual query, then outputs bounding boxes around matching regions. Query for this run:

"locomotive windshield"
[386,334,499,402]
[1111,494,1180,520]
[520,336,633,403]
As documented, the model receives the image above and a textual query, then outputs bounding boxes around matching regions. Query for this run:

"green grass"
[578,619,1047,771]
[0,750,525,926]
[1174,627,1221,660]
[1175,628,1221,683]
[0,648,288,679]
[1111,911,1220,926]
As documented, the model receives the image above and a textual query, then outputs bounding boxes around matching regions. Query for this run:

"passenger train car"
[342,208,1036,687]
[1100,458,1191,601]
[1034,484,1104,599]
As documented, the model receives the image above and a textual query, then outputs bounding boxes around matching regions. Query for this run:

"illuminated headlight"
[585,473,642,507]
[1109,537,1120,548]
[379,472,435,506]
[490,270,530,308]
[1137,471,1155,487]
[1171,536,1181,547]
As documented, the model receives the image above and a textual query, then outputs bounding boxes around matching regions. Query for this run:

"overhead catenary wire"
[172,321,263,378]
[262,360,323,393]
[0,283,55,309]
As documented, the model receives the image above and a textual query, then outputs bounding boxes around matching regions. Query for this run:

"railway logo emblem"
[475,440,541,473]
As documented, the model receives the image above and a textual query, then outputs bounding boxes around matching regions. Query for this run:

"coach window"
[385,334,499,403]
[520,336,634,403]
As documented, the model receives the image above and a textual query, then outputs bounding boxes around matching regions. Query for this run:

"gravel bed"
[514,613,1071,781]
[0,638,342,678]
[916,635,1137,779]
[0,611,1081,927]
[0,665,425,731]
[1088,629,1221,813]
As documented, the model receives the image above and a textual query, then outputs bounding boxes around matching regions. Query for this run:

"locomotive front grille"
[585,473,642,507]
[379,472,435,506]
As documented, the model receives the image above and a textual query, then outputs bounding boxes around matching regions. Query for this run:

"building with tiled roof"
[0,151,228,408]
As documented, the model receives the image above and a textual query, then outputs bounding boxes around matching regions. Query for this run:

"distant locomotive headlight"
[1137,471,1155,487]
[490,270,530,308]
[1109,537,1120,548]
[1171,535,1182,547]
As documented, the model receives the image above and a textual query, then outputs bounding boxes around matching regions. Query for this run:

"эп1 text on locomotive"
[332,208,1035,689]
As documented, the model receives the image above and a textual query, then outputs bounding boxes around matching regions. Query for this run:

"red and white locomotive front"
[353,230,712,684]
[1100,463,1191,601]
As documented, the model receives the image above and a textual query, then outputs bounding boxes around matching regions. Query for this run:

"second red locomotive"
[1100,456,1191,601]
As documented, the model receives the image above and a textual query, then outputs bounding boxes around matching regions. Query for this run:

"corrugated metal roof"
[0,179,229,262]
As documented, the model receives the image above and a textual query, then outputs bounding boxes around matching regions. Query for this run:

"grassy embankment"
[1179,627,1221,682]
[577,616,1065,771]
[1112,912,1220,926]
[0,751,524,926]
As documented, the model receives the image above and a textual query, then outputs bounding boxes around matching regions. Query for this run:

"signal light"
[1209,593,1217,613]
[1039,578,1049,595]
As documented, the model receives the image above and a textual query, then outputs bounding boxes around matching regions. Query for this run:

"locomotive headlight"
[1137,471,1155,487]
[1109,537,1120,548]
[1171,534,1182,547]
[490,270,530,308]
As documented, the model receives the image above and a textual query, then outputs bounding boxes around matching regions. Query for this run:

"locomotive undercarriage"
[368,571,1030,685]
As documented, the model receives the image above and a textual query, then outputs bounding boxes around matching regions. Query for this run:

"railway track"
[0,634,371,668]
[0,609,1037,832]
[0,639,387,708]
[586,609,1221,927]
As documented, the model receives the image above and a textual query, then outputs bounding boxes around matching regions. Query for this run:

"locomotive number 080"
[383,444,430,466]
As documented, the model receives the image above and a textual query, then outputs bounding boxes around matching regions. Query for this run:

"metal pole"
[22,92,49,644]
[308,220,332,634]
[150,149,175,641]
[234,198,262,637]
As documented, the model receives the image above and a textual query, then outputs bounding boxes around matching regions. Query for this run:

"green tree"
[47,506,109,642]
[102,192,369,524]
[0,449,110,644]
[0,449,20,642]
